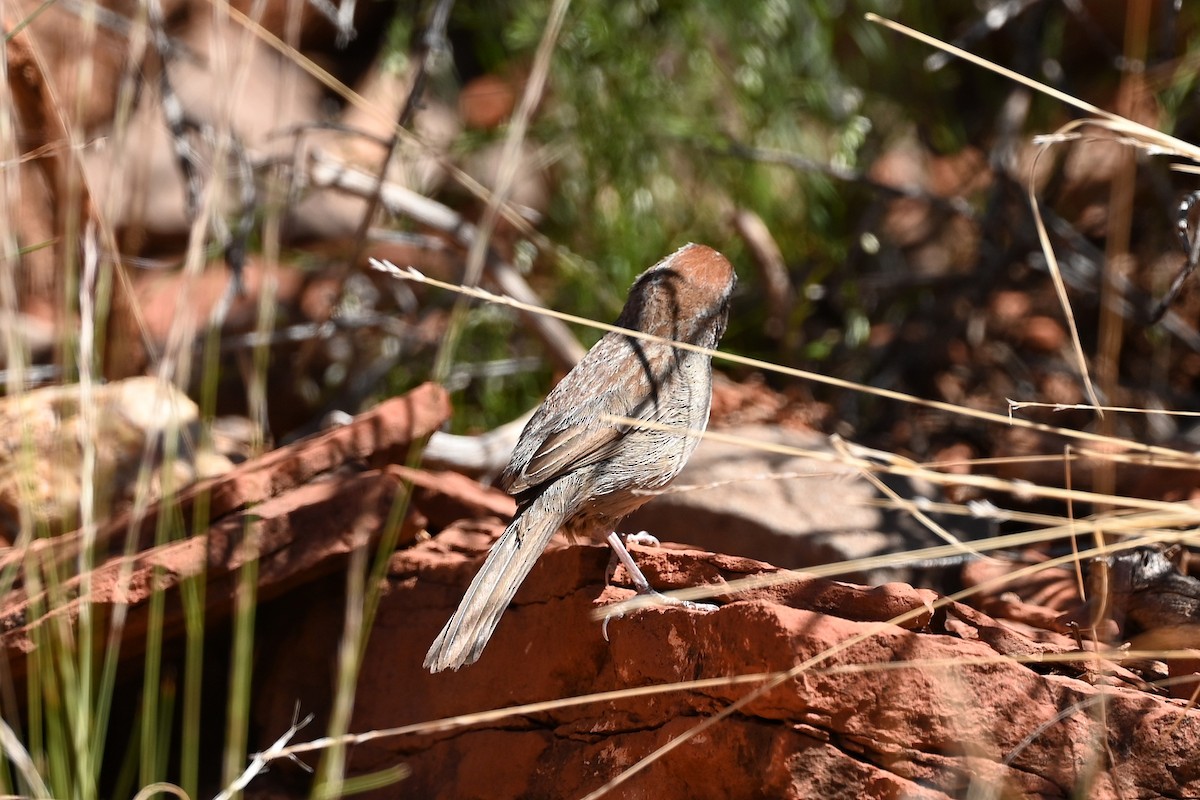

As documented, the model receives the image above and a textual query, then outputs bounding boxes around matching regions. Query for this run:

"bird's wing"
[499,337,670,496]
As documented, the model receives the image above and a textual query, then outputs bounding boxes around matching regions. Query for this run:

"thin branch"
[1150,189,1200,321]
[731,209,793,340]
[348,0,456,267]
[316,154,586,369]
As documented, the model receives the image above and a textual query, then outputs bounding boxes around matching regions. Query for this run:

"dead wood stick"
[422,411,532,478]
[732,208,793,340]
[309,149,586,370]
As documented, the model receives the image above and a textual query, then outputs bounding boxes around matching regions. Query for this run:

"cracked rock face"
[254,528,1200,800]
[7,379,1191,799]
[8,381,1194,798]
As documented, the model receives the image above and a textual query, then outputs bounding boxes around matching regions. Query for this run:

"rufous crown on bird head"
[617,243,736,347]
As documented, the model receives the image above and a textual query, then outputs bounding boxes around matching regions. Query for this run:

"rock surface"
[625,424,993,587]
[253,527,1200,800]
[6,383,1197,799]
[0,377,232,543]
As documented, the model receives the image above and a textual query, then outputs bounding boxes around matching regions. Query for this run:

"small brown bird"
[424,243,736,672]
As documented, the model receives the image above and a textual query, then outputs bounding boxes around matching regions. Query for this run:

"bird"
[424,243,736,672]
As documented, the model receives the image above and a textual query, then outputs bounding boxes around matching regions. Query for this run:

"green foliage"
[448,304,554,434]
[441,0,974,428]
[528,0,876,294]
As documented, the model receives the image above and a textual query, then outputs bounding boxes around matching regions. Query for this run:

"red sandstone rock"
[7,380,1198,799]
[250,532,1200,800]
[0,384,457,679]
[2,467,412,672]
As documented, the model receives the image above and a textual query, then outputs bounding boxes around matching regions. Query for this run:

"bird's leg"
[601,531,718,640]
[604,531,719,610]
[605,531,656,594]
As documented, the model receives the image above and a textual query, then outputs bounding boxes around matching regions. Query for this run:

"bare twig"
[214,712,316,800]
[731,208,793,340]
[422,411,533,476]
[315,153,586,369]
[348,0,456,267]
[1150,190,1200,321]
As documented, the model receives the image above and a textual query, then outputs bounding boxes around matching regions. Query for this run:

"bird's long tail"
[424,489,567,672]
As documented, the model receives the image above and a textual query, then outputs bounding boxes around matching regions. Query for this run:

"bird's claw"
[625,531,661,547]
[601,607,621,641]
[652,591,718,613]
[601,589,717,642]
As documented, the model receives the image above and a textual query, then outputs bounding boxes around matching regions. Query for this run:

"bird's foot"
[601,531,717,640]
[624,530,661,547]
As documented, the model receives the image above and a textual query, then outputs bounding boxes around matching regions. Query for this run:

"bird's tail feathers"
[424,507,561,672]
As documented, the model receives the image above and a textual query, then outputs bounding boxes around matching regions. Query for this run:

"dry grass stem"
[371,258,1200,461]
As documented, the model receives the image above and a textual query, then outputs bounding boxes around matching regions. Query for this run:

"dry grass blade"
[1009,400,1200,417]
[130,783,190,800]
[863,13,1200,161]
[603,507,1200,614]
[0,715,52,799]
[258,673,781,762]
[1025,126,1103,416]
[252,644,1194,769]
[370,258,1200,462]
[581,525,1200,798]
